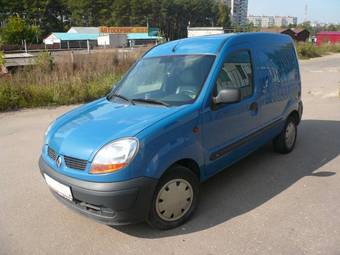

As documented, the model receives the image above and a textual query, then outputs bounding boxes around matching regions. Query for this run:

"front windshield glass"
[111,55,215,106]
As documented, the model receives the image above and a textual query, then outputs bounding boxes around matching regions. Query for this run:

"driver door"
[202,44,260,177]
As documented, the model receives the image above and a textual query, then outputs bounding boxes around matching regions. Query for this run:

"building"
[97,34,127,48]
[260,28,310,42]
[220,0,249,27]
[261,28,296,39]
[43,27,162,48]
[127,33,160,46]
[293,28,310,42]
[187,27,225,38]
[248,15,297,28]
[67,27,99,34]
[284,16,298,26]
[248,16,267,27]
[248,16,273,28]
[316,32,340,46]
[43,33,99,48]
[98,27,161,46]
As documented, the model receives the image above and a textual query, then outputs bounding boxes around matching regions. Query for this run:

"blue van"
[40,33,303,230]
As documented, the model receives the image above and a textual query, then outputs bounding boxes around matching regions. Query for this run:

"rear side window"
[260,43,299,85]
[216,50,253,100]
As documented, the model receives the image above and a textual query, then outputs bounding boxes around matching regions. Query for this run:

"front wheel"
[273,116,297,154]
[147,165,199,230]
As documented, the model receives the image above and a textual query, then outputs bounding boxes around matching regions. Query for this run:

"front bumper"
[39,157,157,225]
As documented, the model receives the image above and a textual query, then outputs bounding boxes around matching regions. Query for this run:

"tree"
[243,22,258,32]
[130,0,152,26]
[43,0,69,34]
[0,0,232,41]
[1,16,41,44]
[216,2,231,28]
[67,0,114,26]
[112,0,132,26]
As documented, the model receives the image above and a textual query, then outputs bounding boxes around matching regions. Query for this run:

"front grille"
[47,147,57,161]
[47,146,87,171]
[64,156,87,171]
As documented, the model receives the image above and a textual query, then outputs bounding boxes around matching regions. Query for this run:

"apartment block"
[248,15,298,28]
[220,0,249,27]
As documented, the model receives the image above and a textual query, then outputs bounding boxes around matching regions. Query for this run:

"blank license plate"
[44,174,73,201]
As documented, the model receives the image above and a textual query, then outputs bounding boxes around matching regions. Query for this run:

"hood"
[47,98,183,161]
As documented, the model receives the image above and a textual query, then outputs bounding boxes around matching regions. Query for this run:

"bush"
[1,16,41,44]
[0,73,117,111]
[322,44,340,54]
[297,42,340,59]
[0,48,146,111]
[0,51,4,66]
[297,43,321,59]
[35,50,54,72]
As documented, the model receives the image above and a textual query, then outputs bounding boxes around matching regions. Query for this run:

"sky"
[248,0,340,23]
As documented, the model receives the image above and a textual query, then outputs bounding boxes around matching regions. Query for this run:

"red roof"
[292,28,304,33]
[317,31,340,36]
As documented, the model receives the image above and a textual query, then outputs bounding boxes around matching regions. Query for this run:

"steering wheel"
[178,87,198,99]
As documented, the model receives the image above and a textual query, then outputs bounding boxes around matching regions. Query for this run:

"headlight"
[90,138,139,174]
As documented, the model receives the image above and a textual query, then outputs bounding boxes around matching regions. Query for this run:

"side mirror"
[213,88,241,105]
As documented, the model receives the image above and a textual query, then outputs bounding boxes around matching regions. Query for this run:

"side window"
[216,50,253,100]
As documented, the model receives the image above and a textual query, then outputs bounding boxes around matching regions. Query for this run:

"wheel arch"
[163,158,201,182]
[288,110,300,125]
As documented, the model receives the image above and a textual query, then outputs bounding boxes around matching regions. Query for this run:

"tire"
[273,116,298,154]
[147,165,199,230]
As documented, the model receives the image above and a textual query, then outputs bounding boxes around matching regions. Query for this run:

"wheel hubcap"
[156,179,193,222]
[285,122,296,148]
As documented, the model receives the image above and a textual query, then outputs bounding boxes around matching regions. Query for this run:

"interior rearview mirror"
[213,89,241,105]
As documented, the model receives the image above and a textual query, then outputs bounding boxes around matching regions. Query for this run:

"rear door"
[201,43,261,177]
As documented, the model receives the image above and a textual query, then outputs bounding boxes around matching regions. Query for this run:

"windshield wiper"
[132,98,169,107]
[109,93,135,105]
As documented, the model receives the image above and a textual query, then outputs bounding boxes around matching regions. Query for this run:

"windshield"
[111,55,215,106]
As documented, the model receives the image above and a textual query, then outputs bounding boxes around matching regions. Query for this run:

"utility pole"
[87,40,90,54]
[24,40,27,53]
[206,17,214,27]
[304,0,308,23]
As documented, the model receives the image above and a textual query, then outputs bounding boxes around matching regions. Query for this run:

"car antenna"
[172,42,180,52]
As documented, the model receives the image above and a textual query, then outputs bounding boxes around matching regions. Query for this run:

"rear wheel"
[147,165,199,230]
[273,116,297,154]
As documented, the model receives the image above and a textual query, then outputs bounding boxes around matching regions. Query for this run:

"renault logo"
[56,156,62,168]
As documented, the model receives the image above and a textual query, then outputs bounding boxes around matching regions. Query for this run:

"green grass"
[0,49,144,112]
[0,73,118,111]
[297,43,340,59]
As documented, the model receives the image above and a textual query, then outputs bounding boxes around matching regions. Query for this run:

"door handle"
[249,102,258,112]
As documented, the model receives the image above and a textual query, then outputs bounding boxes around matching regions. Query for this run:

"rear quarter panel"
[252,38,301,126]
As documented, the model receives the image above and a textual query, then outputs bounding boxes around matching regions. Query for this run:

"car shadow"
[113,119,340,238]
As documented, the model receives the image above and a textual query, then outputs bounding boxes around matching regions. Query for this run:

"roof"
[317,31,340,36]
[47,33,99,41]
[188,27,224,31]
[67,27,99,34]
[291,28,309,34]
[127,33,160,40]
[261,28,292,33]
[145,32,293,57]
